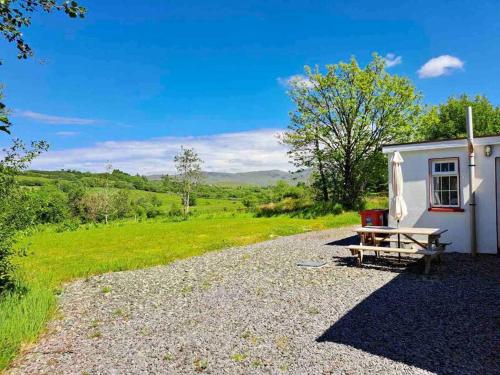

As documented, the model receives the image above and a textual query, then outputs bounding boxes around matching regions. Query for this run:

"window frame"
[428,157,464,212]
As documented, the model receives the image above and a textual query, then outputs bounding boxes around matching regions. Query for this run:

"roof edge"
[382,133,500,153]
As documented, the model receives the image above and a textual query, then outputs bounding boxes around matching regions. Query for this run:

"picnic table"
[347,226,450,274]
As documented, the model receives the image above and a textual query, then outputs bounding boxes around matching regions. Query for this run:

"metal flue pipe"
[466,106,478,257]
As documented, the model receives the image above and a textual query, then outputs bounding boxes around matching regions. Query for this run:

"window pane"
[433,190,441,205]
[450,176,458,190]
[449,162,455,172]
[433,176,441,190]
[442,176,450,190]
[441,163,449,172]
[450,191,458,206]
[441,191,450,205]
[435,163,441,172]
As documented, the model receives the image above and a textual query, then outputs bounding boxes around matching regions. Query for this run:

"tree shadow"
[317,254,500,374]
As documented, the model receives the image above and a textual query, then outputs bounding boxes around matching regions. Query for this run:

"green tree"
[283,54,421,209]
[174,147,203,215]
[29,185,70,224]
[57,180,86,217]
[0,87,10,133]
[417,94,500,141]
[0,0,86,132]
[0,139,47,293]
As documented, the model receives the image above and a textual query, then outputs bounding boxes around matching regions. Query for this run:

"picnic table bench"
[348,226,450,274]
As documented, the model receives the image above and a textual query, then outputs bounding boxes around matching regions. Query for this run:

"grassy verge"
[0,211,359,369]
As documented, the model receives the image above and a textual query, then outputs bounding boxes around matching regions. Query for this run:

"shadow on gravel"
[325,234,359,246]
[332,254,423,274]
[317,254,500,374]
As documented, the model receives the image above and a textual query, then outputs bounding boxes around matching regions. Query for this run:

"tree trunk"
[185,191,190,215]
[314,137,329,202]
[341,152,358,210]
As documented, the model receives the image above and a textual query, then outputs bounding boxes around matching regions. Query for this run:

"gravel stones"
[8,227,500,374]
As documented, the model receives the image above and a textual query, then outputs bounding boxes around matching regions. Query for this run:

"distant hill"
[148,170,310,186]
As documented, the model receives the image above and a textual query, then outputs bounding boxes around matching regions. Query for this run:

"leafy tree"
[174,147,203,215]
[417,94,500,141]
[281,124,330,201]
[57,180,86,217]
[0,139,47,293]
[0,0,86,132]
[29,185,70,224]
[79,191,106,222]
[283,54,421,209]
[111,190,131,219]
[0,87,10,133]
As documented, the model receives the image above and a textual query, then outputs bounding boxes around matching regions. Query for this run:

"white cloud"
[56,131,80,137]
[278,74,314,89]
[417,55,464,78]
[31,129,291,174]
[15,110,99,125]
[383,53,402,68]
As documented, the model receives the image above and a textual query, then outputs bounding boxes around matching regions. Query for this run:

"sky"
[1,0,499,174]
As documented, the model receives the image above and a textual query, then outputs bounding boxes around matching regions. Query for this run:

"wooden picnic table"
[354,226,448,250]
[349,226,450,274]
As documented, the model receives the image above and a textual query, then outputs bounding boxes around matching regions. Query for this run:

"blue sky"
[1,0,499,173]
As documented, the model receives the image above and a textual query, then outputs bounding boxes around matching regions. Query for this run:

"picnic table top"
[354,226,448,236]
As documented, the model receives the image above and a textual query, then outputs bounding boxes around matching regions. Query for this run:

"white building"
[382,134,500,254]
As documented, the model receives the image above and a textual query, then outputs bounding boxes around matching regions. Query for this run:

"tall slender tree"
[174,147,203,215]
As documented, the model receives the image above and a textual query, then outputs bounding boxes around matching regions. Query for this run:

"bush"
[256,198,311,217]
[55,220,80,233]
[28,185,70,224]
[167,202,183,217]
[255,198,344,218]
[133,196,162,219]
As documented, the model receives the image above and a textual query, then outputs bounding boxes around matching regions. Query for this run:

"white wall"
[387,145,499,254]
[473,144,499,254]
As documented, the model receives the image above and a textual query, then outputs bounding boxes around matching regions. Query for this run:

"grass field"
[0,194,387,370]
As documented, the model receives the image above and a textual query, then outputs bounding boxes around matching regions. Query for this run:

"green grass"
[364,193,389,209]
[0,195,389,370]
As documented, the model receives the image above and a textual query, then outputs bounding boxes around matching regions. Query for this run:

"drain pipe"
[466,106,478,257]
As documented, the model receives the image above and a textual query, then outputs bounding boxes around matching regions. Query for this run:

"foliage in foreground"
[0,0,86,132]
[0,140,47,294]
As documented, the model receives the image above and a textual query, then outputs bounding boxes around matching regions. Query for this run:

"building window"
[430,158,460,207]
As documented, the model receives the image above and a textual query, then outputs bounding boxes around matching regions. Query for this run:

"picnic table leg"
[427,235,434,252]
[357,250,364,266]
[434,237,442,263]
[424,255,431,274]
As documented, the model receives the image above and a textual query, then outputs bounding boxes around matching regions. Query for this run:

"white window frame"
[429,158,460,208]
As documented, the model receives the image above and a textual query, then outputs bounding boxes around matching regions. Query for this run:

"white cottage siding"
[384,135,500,254]
[473,143,499,254]
[387,147,470,253]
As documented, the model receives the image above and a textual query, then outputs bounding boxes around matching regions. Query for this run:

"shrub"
[28,185,70,224]
[255,198,344,218]
[168,202,183,217]
[133,196,162,219]
[55,220,80,233]
[256,198,311,217]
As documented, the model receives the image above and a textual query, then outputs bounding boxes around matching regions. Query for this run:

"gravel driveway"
[8,227,500,375]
